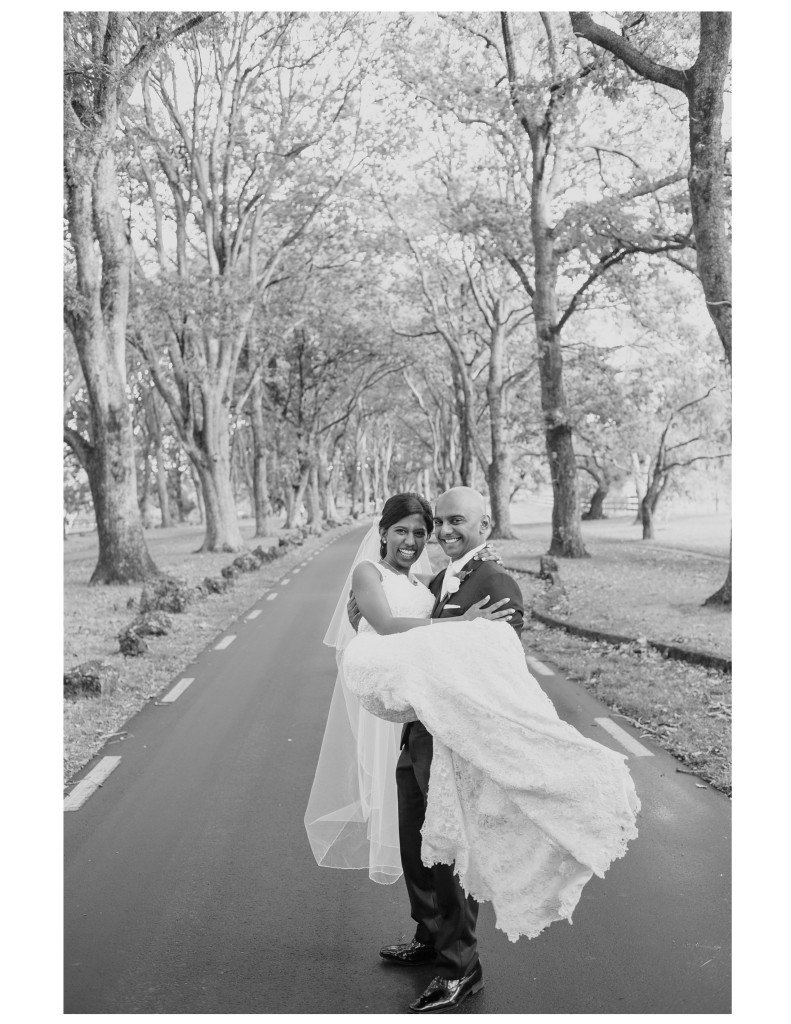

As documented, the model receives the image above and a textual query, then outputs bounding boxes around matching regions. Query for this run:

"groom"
[379,486,524,1013]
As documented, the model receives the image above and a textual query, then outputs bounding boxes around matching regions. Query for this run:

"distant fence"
[65,512,96,536]
[525,493,639,515]
[599,497,639,515]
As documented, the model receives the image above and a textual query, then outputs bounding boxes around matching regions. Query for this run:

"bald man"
[380,487,525,1013]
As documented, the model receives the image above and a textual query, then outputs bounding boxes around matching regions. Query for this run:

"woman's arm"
[351,562,512,635]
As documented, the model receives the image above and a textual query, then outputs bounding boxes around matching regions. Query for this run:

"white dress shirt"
[440,542,487,599]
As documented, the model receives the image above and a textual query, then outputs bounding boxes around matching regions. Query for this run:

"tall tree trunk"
[687,13,732,367]
[689,15,732,607]
[195,457,244,552]
[145,392,173,528]
[173,462,188,523]
[703,534,732,607]
[640,495,655,540]
[319,448,340,522]
[502,12,587,559]
[155,450,172,528]
[306,464,322,532]
[422,467,432,502]
[454,388,474,487]
[358,433,372,513]
[533,226,588,557]
[139,441,154,528]
[82,426,159,584]
[347,456,358,516]
[64,139,158,583]
[190,465,205,525]
[249,381,273,537]
[582,484,609,520]
[192,396,245,551]
[486,320,516,539]
[285,460,311,529]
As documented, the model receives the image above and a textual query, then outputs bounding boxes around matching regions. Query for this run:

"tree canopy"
[63,10,731,602]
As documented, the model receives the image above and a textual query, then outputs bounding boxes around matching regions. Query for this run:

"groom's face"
[433,492,488,560]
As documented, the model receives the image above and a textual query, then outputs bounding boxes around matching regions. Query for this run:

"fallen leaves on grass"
[524,619,731,795]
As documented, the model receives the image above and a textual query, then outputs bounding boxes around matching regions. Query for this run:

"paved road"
[64,528,731,1013]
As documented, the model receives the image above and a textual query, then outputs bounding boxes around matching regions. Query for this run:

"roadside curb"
[528,607,731,674]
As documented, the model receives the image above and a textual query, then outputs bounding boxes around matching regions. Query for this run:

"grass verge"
[64,522,353,785]
[496,514,731,659]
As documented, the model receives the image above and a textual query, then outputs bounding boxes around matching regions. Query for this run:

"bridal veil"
[303,520,432,884]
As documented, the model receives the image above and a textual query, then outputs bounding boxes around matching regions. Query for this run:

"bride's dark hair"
[378,492,434,557]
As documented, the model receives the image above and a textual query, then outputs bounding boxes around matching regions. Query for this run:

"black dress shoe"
[409,961,484,1013]
[379,939,437,966]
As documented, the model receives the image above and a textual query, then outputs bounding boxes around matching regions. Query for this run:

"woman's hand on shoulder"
[473,542,503,566]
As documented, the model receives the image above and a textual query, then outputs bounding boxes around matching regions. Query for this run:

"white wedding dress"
[341,563,640,942]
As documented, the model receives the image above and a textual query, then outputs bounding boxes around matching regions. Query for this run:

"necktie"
[440,563,458,600]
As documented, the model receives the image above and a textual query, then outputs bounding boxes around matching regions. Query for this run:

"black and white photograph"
[55,5,738,1015]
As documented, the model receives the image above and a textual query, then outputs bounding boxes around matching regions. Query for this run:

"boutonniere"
[445,567,474,595]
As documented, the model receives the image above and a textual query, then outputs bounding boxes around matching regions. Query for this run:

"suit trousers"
[396,721,479,978]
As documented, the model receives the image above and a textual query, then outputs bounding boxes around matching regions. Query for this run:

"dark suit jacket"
[400,560,525,747]
[428,560,524,636]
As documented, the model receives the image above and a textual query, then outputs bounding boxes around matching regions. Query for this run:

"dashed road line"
[64,757,122,812]
[292,568,301,574]
[594,717,654,758]
[281,578,291,585]
[160,677,195,703]
[526,656,553,677]
[246,609,262,620]
[214,635,236,650]
[266,593,278,601]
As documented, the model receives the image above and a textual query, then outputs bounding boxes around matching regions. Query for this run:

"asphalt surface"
[64,527,731,1013]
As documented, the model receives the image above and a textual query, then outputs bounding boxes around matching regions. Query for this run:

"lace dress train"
[342,565,640,942]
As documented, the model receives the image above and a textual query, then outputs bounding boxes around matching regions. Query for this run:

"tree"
[570,10,732,602]
[129,12,367,549]
[64,12,212,582]
[635,386,729,539]
[386,12,691,556]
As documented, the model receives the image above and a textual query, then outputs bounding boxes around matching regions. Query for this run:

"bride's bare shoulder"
[352,560,384,585]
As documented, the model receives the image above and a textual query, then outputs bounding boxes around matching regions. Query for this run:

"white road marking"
[281,578,291,585]
[214,635,236,650]
[64,756,122,811]
[526,656,553,676]
[246,609,262,620]
[594,718,654,758]
[160,677,195,703]
[266,593,278,601]
[292,568,301,574]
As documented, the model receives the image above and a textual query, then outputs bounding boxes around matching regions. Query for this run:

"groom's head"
[433,487,491,560]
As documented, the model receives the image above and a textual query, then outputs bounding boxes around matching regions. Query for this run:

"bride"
[305,492,639,943]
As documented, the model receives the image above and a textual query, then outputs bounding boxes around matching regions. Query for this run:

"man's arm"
[347,589,362,631]
[454,564,525,636]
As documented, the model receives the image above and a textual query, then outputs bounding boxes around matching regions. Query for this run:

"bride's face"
[381,513,429,572]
